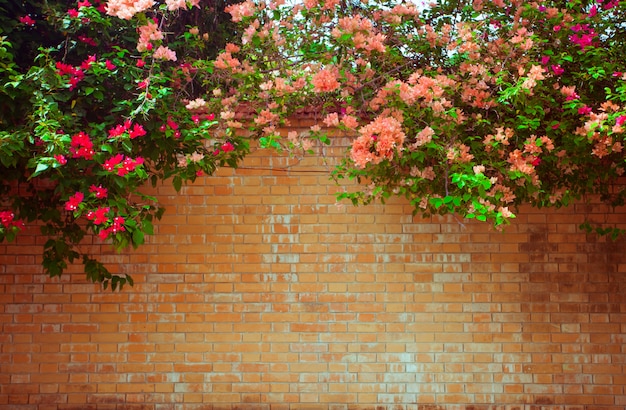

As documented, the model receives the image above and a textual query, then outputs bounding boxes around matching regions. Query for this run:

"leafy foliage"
[0,0,248,289]
[2,0,626,289]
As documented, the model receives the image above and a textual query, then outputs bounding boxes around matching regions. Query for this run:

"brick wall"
[1,124,626,410]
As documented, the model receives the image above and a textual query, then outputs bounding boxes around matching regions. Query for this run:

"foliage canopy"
[2,0,626,288]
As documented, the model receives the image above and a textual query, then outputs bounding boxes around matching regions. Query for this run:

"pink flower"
[616,115,626,126]
[105,0,155,19]
[578,105,592,115]
[551,65,564,75]
[136,59,146,68]
[350,115,406,168]
[18,16,35,26]
[588,5,597,17]
[78,0,91,8]
[225,0,255,22]
[65,192,84,211]
[153,46,177,61]
[105,60,116,70]
[68,8,79,17]
[311,68,340,93]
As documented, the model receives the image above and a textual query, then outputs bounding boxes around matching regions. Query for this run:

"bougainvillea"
[0,0,247,289]
[206,0,626,230]
[1,0,626,289]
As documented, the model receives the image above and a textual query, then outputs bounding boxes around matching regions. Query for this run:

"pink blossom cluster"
[311,68,340,93]
[214,44,242,70]
[153,46,177,61]
[350,115,406,169]
[332,16,386,54]
[165,0,200,11]
[105,0,154,20]
[224,1,256,23]
[137,21,163,52]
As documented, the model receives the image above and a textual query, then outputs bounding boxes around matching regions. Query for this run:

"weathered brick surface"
[1,134,626,409]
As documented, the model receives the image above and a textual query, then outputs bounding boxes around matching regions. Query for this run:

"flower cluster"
[0,211,24,230]
[214,0,626,229]
[4,0,626,287]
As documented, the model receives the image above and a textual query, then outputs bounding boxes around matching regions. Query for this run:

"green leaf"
[173,175,182,192]
[31,162,49,178]
[132,229,144,247]
[429,197,444,209]
[143,220,154,235]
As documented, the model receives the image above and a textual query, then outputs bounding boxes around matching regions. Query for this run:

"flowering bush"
[209,0,626,234]
[2,0,626,288]
[0,0,247,289]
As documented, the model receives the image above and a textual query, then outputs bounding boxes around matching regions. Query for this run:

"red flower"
[578,106,592,115]
[78,35,97,46]
[54,155,67,165]
[18,16,35,26]
[105,60,116,70]
[221,142,235,153]
[89,184,108,199]
[103,153,124,172]
[56,62,74,76]
[108,123,127,138]
[0,211,24,229]
[136,59,146,68]
[167,117,179,130]
[128,123,146,139]
[86,207,109,225]
[65,192,84,211]
[70,131,94,159]
[68,8,79,17]
[78,0,91,8]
